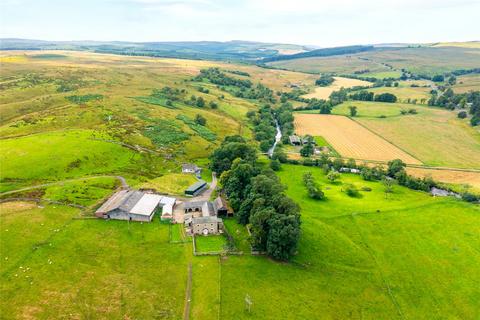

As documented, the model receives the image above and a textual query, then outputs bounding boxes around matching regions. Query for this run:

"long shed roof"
[130,194,163,216]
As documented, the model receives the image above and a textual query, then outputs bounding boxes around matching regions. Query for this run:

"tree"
[303,172,325,200]
[272,148,287,163]
[327,170,340,183]
[348,106,358,117]
[300,143,314,157]
[374,93,397,103]
[196,96,205,107]
[266,214,300,260]
[382,177,396,198]
[209,138,257,175]
[458,111,468,119]
[387,159,406,177]
[471,115,480,126]
[209,101,218,109]
[270,159,281,171]
[259,140,271,152]
[432,74,444,82]
[315,74,334,87]
[194,114,206,126]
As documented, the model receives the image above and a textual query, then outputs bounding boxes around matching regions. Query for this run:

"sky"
[1,0,479,47]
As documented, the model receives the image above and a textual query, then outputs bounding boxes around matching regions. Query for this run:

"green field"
[354,105,480,168]
[1,47,480,320]
[268,46,480,77]
[195,235,227,253]
[2,164,479,319]
[331,101,429,118]
[368,86,431,103]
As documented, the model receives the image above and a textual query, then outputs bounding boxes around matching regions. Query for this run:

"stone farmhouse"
[95,190,176,222]
[183,196,229,235]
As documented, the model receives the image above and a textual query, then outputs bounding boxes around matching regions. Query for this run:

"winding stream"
[268,119,282,158]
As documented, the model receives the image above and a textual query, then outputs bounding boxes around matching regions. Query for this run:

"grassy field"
[268,46,480,77]
[294,113,421,164]
[452,74,480,93]
[139,173,198,195]
[2,164,479,319]
[301,76,372,100]
[0,130,136,191]
[359,70,403,79]
[331,101,430,118]
[368,86,431,103]
[0,206,191,319]
[304,101,480,169]
[195,235,227,253]
[357,106,480,168]
[268,54,391,74]
[0,50,316,194]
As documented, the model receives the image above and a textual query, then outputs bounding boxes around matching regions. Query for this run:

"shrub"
[270,159,281,171]
[458,111,468,119]
[343,184,360,197]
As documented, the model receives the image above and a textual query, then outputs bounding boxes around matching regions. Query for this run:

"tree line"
[209,136,301,260]
[429,89,480,126]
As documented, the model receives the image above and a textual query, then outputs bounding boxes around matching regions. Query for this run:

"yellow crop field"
[407,167,480,192]
[294,114,421,164]
[302,76,372,99]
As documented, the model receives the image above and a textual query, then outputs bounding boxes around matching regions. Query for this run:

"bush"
[458,111,468,119]
[343,184,360,197]
[270,159,281,171]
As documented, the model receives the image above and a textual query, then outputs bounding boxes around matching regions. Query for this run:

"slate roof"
[185,180,207,193]
[193,216,222,224]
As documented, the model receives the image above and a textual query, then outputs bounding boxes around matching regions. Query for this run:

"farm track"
[0,175,129,196]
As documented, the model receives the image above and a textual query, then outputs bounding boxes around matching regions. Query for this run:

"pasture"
[301,76,372,100]
[368,86,431,103]
[331,101,430,118]
[294,113,421,164]
[453,74,480,93]
[357,107,480,168]
[0,50,316,195]
[268,46,480,77]
[1,165,480,319]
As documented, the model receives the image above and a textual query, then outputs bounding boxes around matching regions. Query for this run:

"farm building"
[289,135,302,146]
[182,163,201,175]
[185,180,207,196]
[95,190,176,222]
[213,196,231,216]
[190,216,223,235]
[184,197,231,216]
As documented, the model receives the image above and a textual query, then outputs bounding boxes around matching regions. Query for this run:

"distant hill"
[0,38,312,61]
[260,45,376,63]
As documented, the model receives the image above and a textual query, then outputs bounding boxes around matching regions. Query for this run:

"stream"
[268,119,282,158]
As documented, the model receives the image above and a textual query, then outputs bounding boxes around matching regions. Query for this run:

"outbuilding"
[95,190,176,222]
[185,180,207,196]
